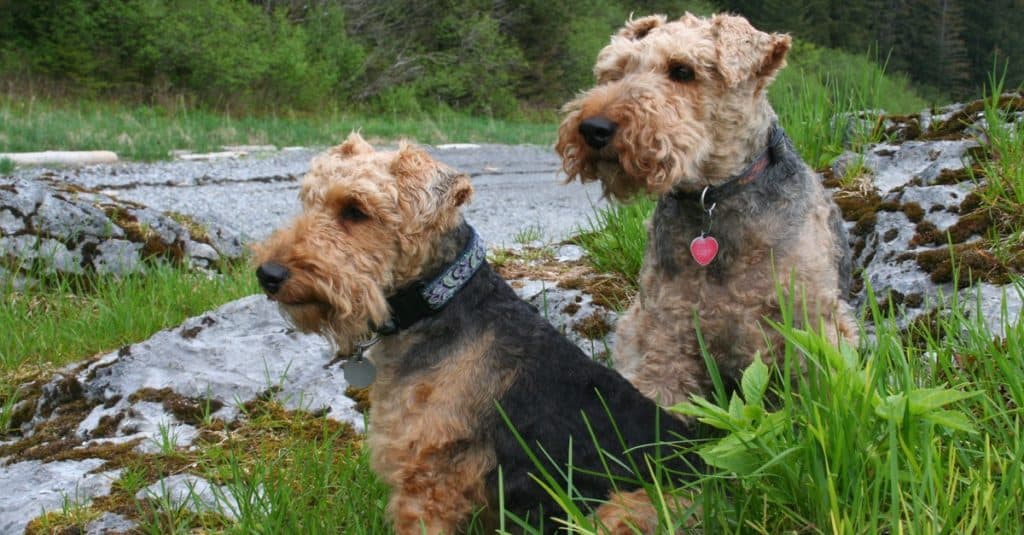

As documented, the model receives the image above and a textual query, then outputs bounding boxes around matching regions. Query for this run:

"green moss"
[128,387,223,426]
[166,211,211,244]
[915,243,1019,287]
[901,202,925,223]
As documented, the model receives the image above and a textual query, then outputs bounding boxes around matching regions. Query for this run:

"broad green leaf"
[672,397,734,430]
[874,393,907,425]
[907,387,979,415]
[699,433,764,475]
[924,409,978,434]
[728,393,745,425]
[741,355,769,407]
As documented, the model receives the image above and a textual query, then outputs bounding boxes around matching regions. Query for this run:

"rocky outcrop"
[0,295,358,534]
[0,176,244,289]
[831,91,1024,334]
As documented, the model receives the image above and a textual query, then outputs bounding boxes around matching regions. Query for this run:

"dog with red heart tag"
[556,12,858,407]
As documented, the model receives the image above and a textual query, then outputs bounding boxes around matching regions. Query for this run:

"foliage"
[720,0,1023,99]
[670,279,1024,532]
[0,0,366,109]
[0,0,729,117]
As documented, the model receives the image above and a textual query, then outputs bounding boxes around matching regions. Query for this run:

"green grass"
[970,70,1024,245]
[573,197,653,287]
[0,157,14,175]
[772,42,927,169]
[0,261,258,375]
[0,94,555,162]
[706,283,1024,532]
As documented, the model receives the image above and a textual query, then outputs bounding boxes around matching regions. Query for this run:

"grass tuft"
[573,197,653,286]
[0,157,15,175]
[969,69,1024,246]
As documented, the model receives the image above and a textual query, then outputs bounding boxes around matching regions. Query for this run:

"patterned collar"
[378,226,486,334]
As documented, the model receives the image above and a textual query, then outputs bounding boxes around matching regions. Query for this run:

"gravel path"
[19,144,607,247]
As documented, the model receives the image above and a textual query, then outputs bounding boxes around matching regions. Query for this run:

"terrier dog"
[254,134,702,534]
[556,13,858,407]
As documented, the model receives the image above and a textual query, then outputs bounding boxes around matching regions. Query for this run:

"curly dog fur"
[557,13,858,407]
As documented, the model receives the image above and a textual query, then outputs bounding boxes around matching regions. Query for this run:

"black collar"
[671,125,787,205]
[376,226,486,335]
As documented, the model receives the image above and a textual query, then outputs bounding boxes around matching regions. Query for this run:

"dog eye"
[668,64,695,82]
[340,204,368,222]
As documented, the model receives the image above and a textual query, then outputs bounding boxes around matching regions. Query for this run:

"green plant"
[0,157,14,175]
[574,198,653,285]
[0,259,258,372]
[513,224,545,245]
[969,68,1024,234]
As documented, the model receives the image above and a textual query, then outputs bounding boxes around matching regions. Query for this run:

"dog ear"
[446,173,473,208]
[429,164,473,209]
[711,14,791,88]
[332,132,374,158]
[677,12,703,28]
[390,142,434,181]
[617,14,666,40]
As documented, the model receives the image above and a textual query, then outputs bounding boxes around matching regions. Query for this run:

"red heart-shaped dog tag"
[689,235,719,266]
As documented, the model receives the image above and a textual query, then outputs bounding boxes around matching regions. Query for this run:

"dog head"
[556,13,790,200]
[253,133,472,351]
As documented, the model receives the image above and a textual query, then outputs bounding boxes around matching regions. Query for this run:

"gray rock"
[851,139,978,193]
[135,474,246,520]
[92,239,143,275]
[1,295,366,530]
[186,241,220,268]
[85,512,136,535]
[0,178,47,216]
[33,190,121,241]
[1,177,245,278]
[0,459,121,535]
[65,295,362,438]
[0,208,24,234]
[513,279,617,360]
[131,207,186,246]
[555,244,586,263]
[961,283,1024,339]
[837,96,1023,334]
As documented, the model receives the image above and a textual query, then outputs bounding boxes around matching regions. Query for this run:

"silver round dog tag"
[342,357,377,388]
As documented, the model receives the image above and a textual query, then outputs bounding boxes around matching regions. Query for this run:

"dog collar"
[670,124,786,205]
[379,226,487,334]
[671,125,787,266]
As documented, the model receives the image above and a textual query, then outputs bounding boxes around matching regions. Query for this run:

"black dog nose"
[578,116,618,149]
[256,262,290,294]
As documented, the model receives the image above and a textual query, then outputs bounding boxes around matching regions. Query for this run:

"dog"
[556,13,858,407]
[254,133,702,534]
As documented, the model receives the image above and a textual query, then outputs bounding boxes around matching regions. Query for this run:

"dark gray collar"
[670,124,787,205]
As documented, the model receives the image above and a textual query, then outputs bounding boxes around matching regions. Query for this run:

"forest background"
[2,0,1021,120]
